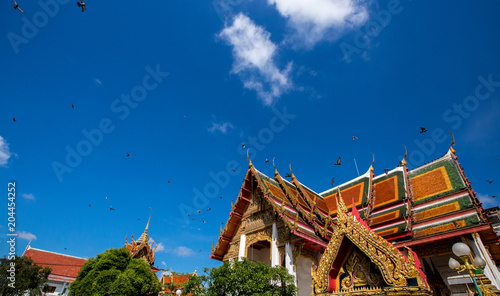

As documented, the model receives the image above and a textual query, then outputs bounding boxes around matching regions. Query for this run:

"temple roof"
[23,244,87,283]
[211,144,500,262]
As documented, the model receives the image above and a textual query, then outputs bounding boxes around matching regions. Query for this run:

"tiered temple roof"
[125,216,159,271]
[211,145,500,262]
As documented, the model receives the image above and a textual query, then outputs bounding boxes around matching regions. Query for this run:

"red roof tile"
[23,247,87,280]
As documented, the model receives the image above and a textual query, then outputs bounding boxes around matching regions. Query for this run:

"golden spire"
[220,223,223,235]
[402,145,407,166]
[449,132,456,154]
[370,153,375,172]
[136,216,151,245]
[231,199,234,210]
[211,241,214,253]
[247,149,253,168]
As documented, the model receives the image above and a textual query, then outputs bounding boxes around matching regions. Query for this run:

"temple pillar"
[472,233,500,289]
[238,234,246,261]
[285,243,297,286]
[271,223,279,267]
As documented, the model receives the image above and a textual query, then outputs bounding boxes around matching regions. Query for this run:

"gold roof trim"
[449,132,456,154]
[402,145,408,166]
[311,191,431,295]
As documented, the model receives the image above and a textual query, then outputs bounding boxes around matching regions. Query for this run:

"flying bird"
[188,214,191,216]
[13,1,24,13]
[105,196,109,200]
[285,173,291,178]
[192,217,195,220]
[88,204,91,207]
[126,152,131,157]
[420,127,427,134]
[232,169,236,172]
[138,218,140,220]
[207,208,211,211]
[352,136,358,140]
[168,180,171,183]
[71,104,75,109]
[77,0,86,12]
[110,207,115,211]
[487,180,494,184]
[197,210,202,213]
[265,159,269,163]
[149,207,152,210]
[202,220,206,223]
[12,116,18,123]
[492,195,497,198]
[218,196,223,199]
[242,143,245,148]
[334,157,341,166]
[331,177,335,187]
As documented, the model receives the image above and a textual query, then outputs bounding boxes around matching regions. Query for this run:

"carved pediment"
[311,193,432,296]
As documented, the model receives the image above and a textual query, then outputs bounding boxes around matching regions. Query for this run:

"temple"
[125,216,160,273]
[210,139,500,296]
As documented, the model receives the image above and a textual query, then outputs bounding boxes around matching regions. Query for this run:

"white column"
[471,234,500,289]
[272,223,280,267]
[238,234,246,261]
[285,243,298,287]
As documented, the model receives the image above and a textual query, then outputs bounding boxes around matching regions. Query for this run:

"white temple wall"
[296,256,313,296]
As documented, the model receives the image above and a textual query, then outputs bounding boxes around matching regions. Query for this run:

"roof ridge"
[25,247,88,261]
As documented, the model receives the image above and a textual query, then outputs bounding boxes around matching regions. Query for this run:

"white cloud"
[155,242,165,253]
[220,13,293,105]
[0,136,13,167]
[15,231,37,241]
[208,121,234,134]
[172,246,194,257]
[22,193,35,200]
[478,193,499,209]
[268,0,369,47]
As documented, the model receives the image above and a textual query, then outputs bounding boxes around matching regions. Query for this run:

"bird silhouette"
[149,207,152,210]
[285,173,291,178]
[188,214,191,216]
[453,221,459,227]
[384,169,390,174]
[197,210,202,213]
[105,196,109,200]
[126,152,131,157]
[71,104,75,109]
[207,208,211,211]
[352,136,358,140]
[110,207,115,211]
[12,116,18,123]
[265,159,269,163]
[13,1,24,13]
[88,204,91,207]
[168,180,171,183]
[420,127,427,134]
[492,195,497,198]
[64,248,67,250]
[218,196,223,199]
[242,143,245,148]
[334,157,341,165]
[232,169,235,172]
[487,180,493,184]
[199,250,202,252]
[331,177,335,186]
[192,217,195,220]
[202,220,206,223]
[77,0,86,12]
[138,218,140,220]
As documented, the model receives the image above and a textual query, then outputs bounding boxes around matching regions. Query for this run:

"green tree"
[0,255,51,296]
[182,258,296,296]
[69,247,161,296]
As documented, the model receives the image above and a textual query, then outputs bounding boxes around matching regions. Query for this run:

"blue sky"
[1,0,499,274]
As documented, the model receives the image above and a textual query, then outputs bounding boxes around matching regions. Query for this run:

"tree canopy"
[0,255,51,296]
[69,247,161,296]
[180,258,297,296]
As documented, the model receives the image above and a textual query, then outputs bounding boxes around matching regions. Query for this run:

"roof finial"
[212,241,215,253]
[273,158,279,177]
[370,153,375,171]
[289,163,294,178]
[402,145,407,166]
[145,215,151,233]
[449,132,456,154]
[247,149,253,168]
